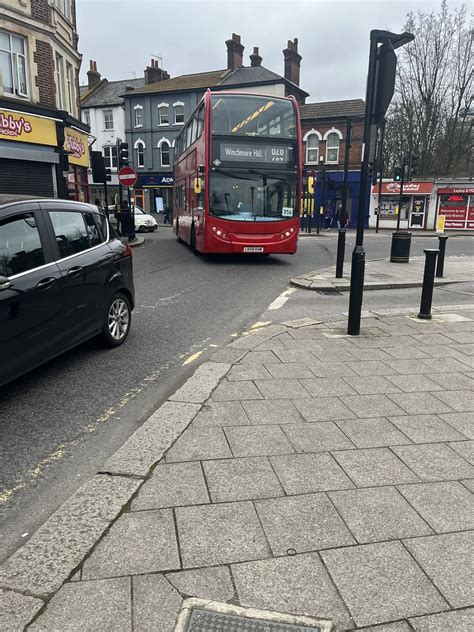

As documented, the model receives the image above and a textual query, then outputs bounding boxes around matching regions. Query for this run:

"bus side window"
[196,105,204,139]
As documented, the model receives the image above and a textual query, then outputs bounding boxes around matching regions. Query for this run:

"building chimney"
[226,33,244,70]
[144,59,170,85]
[283,38,302,86]
[87,60,101,89]
[250,47,262,68]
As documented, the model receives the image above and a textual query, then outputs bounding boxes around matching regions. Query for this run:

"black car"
[0,197,135,387]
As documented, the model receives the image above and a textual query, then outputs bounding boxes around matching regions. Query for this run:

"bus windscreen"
[211,95,297,139]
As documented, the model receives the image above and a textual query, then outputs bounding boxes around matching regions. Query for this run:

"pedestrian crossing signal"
[393,167,402,182]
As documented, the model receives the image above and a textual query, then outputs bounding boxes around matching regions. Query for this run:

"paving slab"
[433,389,474,412]
[255,492,355,555]
[274,348,320,364]
[341,375,401,395]
[426,372,474,390]
[438,412,473,438]
[392,443,474,481]
[409,608,474,632]
[283,422,354,453]
[342,394,406,418]
[307,359,358,376]
[397,481,474,533]
[332,447,419,487]
[264,362,316,379]
[166,566,235,603]
[385,374,442,393]
[448,440,474,464]
[104,401,200,476]
[358,623,412,632]
[255,378,312,399]
[224,425,295,457]
[385,359,433,375]
[239,350,281,364]
[169,362,230,403]
[270,452,354,495]
[345,360,395,376]
[0,588,44,632]
[404,532,474,608]
[232,553,353,629]
[211,380,263,401]
[82,509,180,580]
[175,501,270,568]
[132,573,182,632]
[28,577,132,632]
[300,377,357,397]
[203,456,284,502]
[387,392,453,415]
[192,400,249,427]
[328,486,433,544]
[0,474,140,596]
[131,462,209,511]
[388,415,466,443]
[226,364,273,381]
[335,417,411,448]
[321,541,448,628]
[421,356,472,373]
[241,399,303,424]
[208,347,248,364]
[294,397,355,422]
[164,426,232,462]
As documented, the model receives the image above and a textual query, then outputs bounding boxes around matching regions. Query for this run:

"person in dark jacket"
[336,204,349,229]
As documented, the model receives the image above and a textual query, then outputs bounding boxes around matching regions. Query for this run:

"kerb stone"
[169,362,230,403]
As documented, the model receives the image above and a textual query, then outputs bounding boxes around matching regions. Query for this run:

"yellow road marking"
[250,321,272,330]
[182,350,204,366]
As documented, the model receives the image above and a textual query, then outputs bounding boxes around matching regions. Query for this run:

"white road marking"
[267,288,296,311]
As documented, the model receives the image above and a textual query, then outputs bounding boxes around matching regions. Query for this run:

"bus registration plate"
[244,246,264,253]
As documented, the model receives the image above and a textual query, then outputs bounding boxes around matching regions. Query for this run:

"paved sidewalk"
[291,255,474,292]
[1,310,473,630]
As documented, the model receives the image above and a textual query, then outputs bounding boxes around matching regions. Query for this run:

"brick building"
[122,34,308,213]
[300,99,365,227]
[0,0,90,200]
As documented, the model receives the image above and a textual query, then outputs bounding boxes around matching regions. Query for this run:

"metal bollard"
[418,249,439,320]
[336,228,346,278]
[436,235,448,278]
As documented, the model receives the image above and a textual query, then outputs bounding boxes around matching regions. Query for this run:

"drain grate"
[185,608,323,632]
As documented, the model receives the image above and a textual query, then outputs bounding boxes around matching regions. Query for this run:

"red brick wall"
[301,119,364,170]
[31,0,51,24]
[34,40,56,108]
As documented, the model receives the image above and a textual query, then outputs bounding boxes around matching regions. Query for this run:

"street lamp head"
[370,29,415,49]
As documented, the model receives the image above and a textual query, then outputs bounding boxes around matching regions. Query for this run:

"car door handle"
[37,277,56,290]
[67,266,83,278]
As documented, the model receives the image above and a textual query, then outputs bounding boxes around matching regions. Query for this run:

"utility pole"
[341,117,352,224]
[375,119,386,233]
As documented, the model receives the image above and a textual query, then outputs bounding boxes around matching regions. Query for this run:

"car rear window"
[0,213,45,277]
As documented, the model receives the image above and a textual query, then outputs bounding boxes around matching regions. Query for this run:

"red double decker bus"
[173,91,302,254]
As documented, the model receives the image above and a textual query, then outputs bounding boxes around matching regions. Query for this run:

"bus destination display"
[218,142,293,164]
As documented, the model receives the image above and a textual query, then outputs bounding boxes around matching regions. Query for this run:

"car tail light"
[124,243,133,257]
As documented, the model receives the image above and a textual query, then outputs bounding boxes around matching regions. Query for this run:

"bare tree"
[384,1,473,178]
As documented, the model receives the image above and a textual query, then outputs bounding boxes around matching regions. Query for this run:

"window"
[53,0,71,20]
[55,53,64,109]
[135,140,145,168]
[160,141,170,167]
[83,213,104,247]
[173,102,184,125]
[158,103,169,125]
[66,62,74,113]
[196,105,204,139]
[305,133,319,164]
[82,109,90,126]
[0,30,28,97]
[103,109,114,130]
[134,105,143,128]
[326,132,340,163]
[0,213,44,277]
[94,213,108,242]
[103,145,117,170]
[186,124,192,149]
[48,211,90,258]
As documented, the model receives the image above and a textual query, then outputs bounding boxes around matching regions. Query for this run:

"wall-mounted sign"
[0,108,57,146]
[217,142,293,165]
[64,126,89,168]
[137,173,174,187]
[373,181,433,195]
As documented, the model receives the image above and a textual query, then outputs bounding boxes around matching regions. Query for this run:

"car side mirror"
[0,275,11,291]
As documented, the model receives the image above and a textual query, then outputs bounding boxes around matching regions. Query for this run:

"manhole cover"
[175,598,332,632]
[186,608,323,631]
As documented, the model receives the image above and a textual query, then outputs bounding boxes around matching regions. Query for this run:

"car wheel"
[99,292,131,348]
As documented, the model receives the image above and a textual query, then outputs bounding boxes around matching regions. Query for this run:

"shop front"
[0,103,60,196]
[64,125,90,202]
[436,186,474,231]
[135,173,174,214]
[371,181,433,229]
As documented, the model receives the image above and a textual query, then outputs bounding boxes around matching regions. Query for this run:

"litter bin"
[390,230,412,263]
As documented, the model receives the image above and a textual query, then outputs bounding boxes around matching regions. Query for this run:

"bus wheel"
[175,219,183,243]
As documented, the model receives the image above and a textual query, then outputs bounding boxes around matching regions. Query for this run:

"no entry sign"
[118,166,137,187]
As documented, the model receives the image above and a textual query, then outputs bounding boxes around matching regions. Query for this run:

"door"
[0,207,64,385]
[410,197,426,228]
[43,204,115,346]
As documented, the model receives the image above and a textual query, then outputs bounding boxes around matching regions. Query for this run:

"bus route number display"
[219,142,292,164]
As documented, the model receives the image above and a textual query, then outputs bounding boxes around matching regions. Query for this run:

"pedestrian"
[336,204,349,229]
[324,205,334,231]
[94,198,102,211]
[163,204,171,225]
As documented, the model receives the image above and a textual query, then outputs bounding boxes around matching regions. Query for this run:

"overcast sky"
[77,0,464,102]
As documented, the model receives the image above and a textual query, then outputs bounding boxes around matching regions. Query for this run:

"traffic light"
[409,153,420,180]
[393,167,402,182]
[90,150,107,183]
[105,168,112,182]
[117,141,129,168]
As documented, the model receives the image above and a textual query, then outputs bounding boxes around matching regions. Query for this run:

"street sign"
[118,166,137,187]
